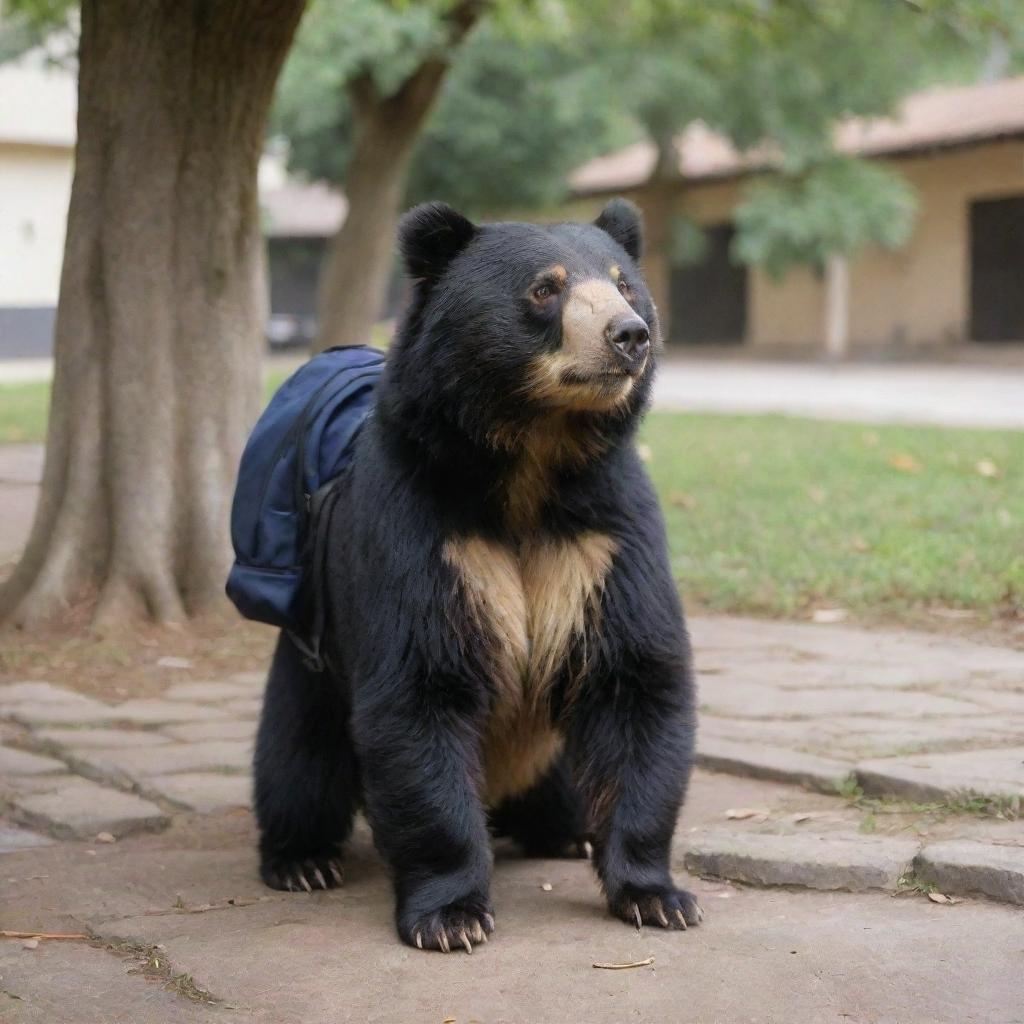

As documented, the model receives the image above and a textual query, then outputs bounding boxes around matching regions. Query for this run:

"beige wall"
[667,139,1024,349]
[0,143,73,307]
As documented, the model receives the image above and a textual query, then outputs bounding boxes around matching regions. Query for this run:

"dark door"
[970,196,1024,342]
[670,223,747,344]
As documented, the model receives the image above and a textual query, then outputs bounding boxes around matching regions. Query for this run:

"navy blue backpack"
[226,345,385,668]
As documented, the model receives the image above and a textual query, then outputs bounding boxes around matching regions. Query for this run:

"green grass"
[1,379,1021,626]
[0,381,51,444]
[640,411,1024,624]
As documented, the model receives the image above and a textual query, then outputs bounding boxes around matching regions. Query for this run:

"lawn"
[1,379,1021,625]
[640,412,1023,625]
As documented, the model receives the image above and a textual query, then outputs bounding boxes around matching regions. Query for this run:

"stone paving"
[2,615,1024,1022]
[1,615,1023,910]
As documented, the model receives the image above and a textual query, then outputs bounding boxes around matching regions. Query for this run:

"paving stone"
[857,747,1024,803]
[8,697,117,726]
[162,681,254,702]
[2,771,78,795]
[683,830,919,892]
[161,719,256,742]
[0,744,66,775]
[229,669,266,685]
[0,681,96,707]
[0,824,55,853]
[69,739,253,785]
[36,727,173,749]
[696,735,853,793]
[916,840,1024,905]
[964,691,1024,714]
[702,683,986,720]
[221,697,262,718]
[823,717,1024,758]
[146,771,252,812]
[11,779,169,839]
[105,699,231,725]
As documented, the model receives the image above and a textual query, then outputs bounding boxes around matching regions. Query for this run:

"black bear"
[253,198,701,952]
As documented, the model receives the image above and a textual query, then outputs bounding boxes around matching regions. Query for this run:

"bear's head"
[385,198,658,461]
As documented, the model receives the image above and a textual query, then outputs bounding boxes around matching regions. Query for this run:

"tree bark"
[0,0,305,631]
[315,0,484,352]
[824,253,851,362]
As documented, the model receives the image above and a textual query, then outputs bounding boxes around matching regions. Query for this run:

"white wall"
[0,144,73,306]
[0,51,76,309]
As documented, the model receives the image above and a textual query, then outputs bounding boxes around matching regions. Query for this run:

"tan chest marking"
[444,532,617,803]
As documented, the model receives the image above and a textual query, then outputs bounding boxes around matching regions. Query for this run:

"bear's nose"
[606,314,650,374]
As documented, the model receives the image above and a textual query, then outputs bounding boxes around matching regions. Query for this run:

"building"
[0,52,349,356]
[570,76,1024,354]
[0,50,76,356]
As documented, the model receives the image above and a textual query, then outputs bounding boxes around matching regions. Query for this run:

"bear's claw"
[402,897,495,953]
[261,853,344,893]
[615,887,703,931]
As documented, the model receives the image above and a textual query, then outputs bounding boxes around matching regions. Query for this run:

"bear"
[252,197,702,952]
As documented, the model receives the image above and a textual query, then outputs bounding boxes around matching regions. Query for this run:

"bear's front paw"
[260,851,344,892]
[610,886,704,930]
[399,895,495,954]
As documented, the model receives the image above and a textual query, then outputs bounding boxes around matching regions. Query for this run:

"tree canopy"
[274,0,1021,272]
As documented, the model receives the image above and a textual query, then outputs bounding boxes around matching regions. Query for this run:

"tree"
[274,0,487,352]
[280,25,628,215]
[580,0,1024,341]
[1,0,306,630]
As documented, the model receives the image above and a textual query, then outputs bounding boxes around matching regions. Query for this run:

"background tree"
[0,0,306,630]
[274,0,488,352]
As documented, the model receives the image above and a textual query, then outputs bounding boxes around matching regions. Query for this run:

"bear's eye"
[530,281,559,304]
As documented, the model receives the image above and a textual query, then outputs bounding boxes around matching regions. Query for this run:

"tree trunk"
[0,0,305,631]
[315,1,484,352]
[824,253,851,362]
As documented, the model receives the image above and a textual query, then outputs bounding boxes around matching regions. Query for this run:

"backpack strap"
[287,476,346,674]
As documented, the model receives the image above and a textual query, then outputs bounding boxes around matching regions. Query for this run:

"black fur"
[254,198,700,950]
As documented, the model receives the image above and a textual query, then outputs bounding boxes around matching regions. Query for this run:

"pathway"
[1,615,1023,1022]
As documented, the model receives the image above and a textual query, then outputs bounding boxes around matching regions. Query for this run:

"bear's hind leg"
[254,633,357,892]
[489,755,589,859]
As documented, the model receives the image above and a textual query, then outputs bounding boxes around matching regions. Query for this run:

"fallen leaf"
[812,608,848,624]
[927,892,962,905]
[593,957,655,970]
[95,832,116,844]
[807,486,826,505]
[862,431,880,447]
[975,458,1000,478]
[668,491,697,510]
[21,939,38,950]
[849,536,870,553]
[156,656,192,670]
[888,453,922,473]
[541,882,553,892]
[725,808,768,820]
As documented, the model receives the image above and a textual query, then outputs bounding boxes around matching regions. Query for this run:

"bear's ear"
[398,201,477,282]
[594,197,643,261]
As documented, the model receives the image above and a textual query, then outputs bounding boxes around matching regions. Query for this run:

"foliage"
[273,7,626,214]
[732,157,918,275]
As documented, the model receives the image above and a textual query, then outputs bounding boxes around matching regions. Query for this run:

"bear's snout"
[605,313,650,376]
